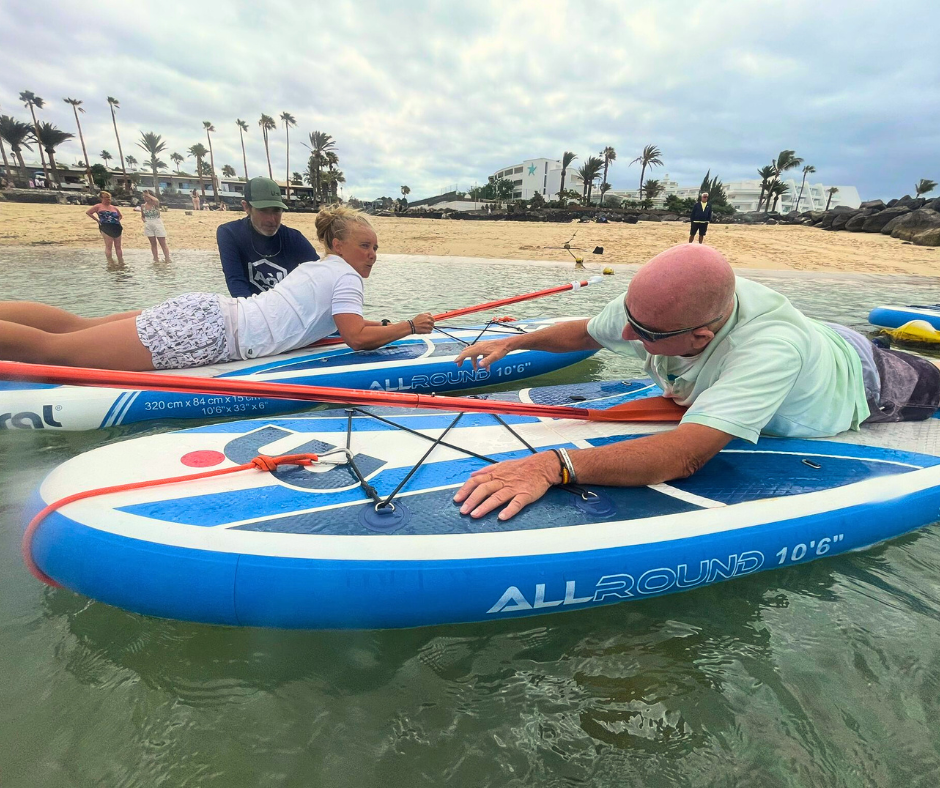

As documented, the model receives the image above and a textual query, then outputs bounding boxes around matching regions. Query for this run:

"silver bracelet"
[556,447,577,485]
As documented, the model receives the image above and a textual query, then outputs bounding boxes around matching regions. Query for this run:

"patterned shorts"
[136,293,232,370]
[865,345,940,423]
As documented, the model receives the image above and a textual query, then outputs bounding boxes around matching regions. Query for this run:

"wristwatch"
[381,318,391,326]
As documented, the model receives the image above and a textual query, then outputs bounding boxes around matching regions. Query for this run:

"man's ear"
[241,200,250,214]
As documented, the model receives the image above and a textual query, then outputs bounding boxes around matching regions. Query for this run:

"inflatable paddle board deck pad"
[869,304,940,331]
[27,378,940,629]
[0,318,594,431]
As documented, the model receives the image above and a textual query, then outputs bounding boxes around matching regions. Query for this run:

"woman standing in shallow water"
[140,190,171,262]
[0,205,434,371]
[85,191,124,265]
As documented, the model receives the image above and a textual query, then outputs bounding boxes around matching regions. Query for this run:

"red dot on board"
[180,450,226,468]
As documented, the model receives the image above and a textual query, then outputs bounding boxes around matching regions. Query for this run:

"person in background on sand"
[191,188,200,212]
[217,176,320,297]
[0,205,434,371]
[140,190,171,263]
[689,192,712,244]
[452,244,940,521]
[86,191,124,266]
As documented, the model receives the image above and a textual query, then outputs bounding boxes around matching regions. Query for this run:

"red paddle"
[0,361,685,423]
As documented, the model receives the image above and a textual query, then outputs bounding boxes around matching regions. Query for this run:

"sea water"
[1,246,940,787]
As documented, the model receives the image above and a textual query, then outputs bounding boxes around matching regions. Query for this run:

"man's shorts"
[865,345,940,423]
[136,292,233,370]
[690,221,708,237]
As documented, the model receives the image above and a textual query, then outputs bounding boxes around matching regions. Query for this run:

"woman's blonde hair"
[314,205,373,251]
[99,191,111,200]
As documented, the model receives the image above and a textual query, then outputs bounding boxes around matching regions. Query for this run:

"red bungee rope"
[22,453,320,587]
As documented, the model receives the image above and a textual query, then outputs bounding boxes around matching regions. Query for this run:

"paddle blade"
[587,396,685,422]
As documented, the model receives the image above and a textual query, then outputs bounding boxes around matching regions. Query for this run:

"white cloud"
[1,0,937,200]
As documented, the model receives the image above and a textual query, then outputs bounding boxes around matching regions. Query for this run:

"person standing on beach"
[216,176,319,297]
[689,192,712,244]
[191,188,200,212]
[86,191,124,266]
[140,190,171,263]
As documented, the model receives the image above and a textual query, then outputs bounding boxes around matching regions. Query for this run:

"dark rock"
[830,205,856,213]
[895,195,917,208]
[807,210,827,223]
[844,210,874,231]
[890,208,940,241]
[831,210,861,230]
[859,199,886,211]
[661,213,679,222]
[925,198,940,212]
[914,227,940,246]
[864,206,911,232]
[818,213,838,229]
[623,214,639,224]
[886,199,898,208]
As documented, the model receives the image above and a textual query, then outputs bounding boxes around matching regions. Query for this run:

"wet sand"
[1,202,937,276]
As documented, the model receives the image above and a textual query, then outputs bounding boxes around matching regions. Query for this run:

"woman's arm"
[86,205,100,221]
[334,312,434,351]
[115,207,123,220]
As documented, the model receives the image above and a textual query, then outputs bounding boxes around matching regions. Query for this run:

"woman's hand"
[411,313,434,334]
[454,337,517,370]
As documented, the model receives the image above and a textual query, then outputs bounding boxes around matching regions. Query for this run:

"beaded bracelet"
[408,319,416,335]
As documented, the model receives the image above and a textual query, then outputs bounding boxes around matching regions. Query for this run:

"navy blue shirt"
[217,216,319,297]
[690,202,713,223]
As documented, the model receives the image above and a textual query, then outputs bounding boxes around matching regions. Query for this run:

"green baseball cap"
[244,177,288,209]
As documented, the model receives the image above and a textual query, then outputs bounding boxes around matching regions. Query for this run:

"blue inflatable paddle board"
[26,378,940,629]
[869,304,940,331]
[0,318,594,431]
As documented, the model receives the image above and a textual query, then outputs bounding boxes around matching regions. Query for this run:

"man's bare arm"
[455,318,602,369]
[454,423,734,520]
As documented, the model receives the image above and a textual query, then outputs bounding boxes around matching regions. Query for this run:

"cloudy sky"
[1,0,937,201]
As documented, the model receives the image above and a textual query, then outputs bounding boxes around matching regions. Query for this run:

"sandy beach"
[1,202,937,276]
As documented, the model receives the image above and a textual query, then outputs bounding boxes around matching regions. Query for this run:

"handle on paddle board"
[310,277,606,347]
[0,360,684,423]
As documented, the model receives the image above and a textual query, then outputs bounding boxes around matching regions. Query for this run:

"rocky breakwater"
[740,194,940,247]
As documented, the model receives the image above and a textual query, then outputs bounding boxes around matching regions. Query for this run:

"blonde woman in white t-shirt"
[0,206,435,371]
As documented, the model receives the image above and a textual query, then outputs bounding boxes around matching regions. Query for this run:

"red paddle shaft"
[310,276,606,347]
[0,361,684,423]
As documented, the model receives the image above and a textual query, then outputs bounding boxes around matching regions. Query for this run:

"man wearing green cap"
[217,176,319,297]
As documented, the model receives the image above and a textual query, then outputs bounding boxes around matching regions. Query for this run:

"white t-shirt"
[220,254,364,360]
[587,277,870,442]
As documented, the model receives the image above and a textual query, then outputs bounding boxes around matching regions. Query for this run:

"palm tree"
[291,171,304,186]
[100,149,113,166]
[576,157,604,204]
[332,170,345,202]
[170,152,184,173]
[258,114,276,178]
[236,119,249,180]
[643,179,664,206]
[201,121,221,203]
[825,186,839,211]
[756,165,776,211]
[106,97,130,192]
[304,131,336,204]
[0,115,35,183]
[558,151,577,201]
[401,185,410,198]
[63,98,94,188]
[915,179,937,197]
[765,150,803,213]
[124,154,138,171]
[188,143,209,199]
[222,164,236,179]
[770,180,789,212]
[600,146,616,196]
[19,91,49,185]
[137,132,168,195]
[630,144,663,200]
[35,122,74,187]
[791,164,816,213]
[280,112,297,201]
[0,125,9,181]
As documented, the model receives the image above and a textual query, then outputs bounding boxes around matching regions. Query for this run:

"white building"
[489,158,585,201]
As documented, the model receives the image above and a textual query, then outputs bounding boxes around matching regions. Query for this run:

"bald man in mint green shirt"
[450,244,893,522]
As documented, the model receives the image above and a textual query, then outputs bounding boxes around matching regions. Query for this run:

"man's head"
[241,176,288,237]
[701,192,709,202]
[622,244,735,356]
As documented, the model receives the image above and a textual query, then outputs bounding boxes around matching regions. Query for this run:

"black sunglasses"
[624,303,724,342]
